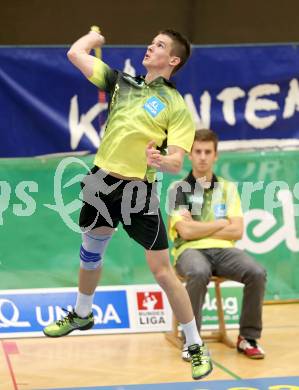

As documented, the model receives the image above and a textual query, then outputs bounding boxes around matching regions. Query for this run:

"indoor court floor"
[1,303,299,390]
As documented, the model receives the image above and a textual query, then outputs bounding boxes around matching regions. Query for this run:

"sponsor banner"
[201,281,242,330]
[0,287,130,337]
[1,45,299,157]
[0,283,242,338]
[1,151,299,300]
[0,285,172,338]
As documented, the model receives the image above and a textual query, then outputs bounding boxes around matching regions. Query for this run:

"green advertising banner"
[202,282,243,329]
[0,150,299,300]
[216,150,299,301]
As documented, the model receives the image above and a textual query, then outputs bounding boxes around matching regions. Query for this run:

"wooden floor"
[1,303,299,390]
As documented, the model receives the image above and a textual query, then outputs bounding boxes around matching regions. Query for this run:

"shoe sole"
[237,347,265,359]
[43,321,94,338]
[192,362,213,381]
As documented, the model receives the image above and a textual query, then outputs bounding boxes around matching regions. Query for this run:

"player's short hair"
[193,129,219,152]
[159,29,191,74]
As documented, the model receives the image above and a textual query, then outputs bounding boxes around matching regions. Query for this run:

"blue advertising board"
[0,288,130,336]
[1,44,299,157]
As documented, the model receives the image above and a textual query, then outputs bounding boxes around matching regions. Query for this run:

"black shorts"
[79,166,168,251]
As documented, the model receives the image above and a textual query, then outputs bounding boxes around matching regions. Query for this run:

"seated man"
[168,129,267,361]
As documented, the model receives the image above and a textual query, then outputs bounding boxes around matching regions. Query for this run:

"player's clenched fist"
[145,140,163,168]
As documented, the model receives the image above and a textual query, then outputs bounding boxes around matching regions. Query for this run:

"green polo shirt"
[88,58,195,181]
[168,172,243,262]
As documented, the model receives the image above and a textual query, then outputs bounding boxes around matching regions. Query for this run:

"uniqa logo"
[0,299,31,327]
[35,304,121,326]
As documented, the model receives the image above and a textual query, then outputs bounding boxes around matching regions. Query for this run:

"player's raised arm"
[67,28,105,79]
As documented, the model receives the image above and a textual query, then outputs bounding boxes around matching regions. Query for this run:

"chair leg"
[165,277,236,349]
[214,280,235,348]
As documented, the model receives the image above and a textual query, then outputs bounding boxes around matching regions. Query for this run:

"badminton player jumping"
[43,26,213,380]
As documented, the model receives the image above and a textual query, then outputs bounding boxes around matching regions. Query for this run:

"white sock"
[181,318,202,347]
[75,291,94,318]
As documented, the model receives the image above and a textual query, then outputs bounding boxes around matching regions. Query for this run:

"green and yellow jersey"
[88,58,195,181]
[168,172,243,262]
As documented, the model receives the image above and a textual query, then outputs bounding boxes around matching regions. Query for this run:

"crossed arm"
[174,209,243,241]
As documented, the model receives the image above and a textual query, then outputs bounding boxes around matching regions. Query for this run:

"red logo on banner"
[137,292,163,310]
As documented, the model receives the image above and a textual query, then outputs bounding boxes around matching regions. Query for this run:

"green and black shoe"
[43,309,94,337]
[188,343,213,380]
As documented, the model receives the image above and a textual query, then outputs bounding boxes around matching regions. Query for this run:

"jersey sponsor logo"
[214,203,227,218]
[143,96,166,117]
